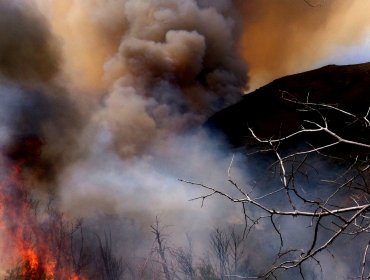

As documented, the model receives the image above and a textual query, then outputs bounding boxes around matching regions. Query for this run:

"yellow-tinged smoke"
[34,0,127,94]
[35,0,247,97]
[34,0,370,93]
[3,0,370,164]
[34,0,248,158]
[236,0,370,90]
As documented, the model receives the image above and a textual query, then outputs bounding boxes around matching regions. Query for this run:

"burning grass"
[0,139,86,280]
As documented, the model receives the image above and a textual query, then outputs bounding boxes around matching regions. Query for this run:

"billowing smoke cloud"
[38,0,247,158]
[36,0,247,96]
[0,0,248,266]
[47,0,250,250]
[34,0,370,93]
[236,0,370,90]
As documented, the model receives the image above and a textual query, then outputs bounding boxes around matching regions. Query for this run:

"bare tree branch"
[182,100,370,279]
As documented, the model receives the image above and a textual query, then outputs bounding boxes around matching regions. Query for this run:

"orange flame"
[0,138,87,280]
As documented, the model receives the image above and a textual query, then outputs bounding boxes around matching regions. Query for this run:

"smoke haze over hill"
[236,0,370,90]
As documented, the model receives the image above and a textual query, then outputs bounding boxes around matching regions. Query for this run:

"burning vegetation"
[0,0,369,279]
[0,138,85,279]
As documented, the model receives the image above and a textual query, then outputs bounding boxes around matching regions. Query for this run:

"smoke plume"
[0,1,83,192]
[34,0,247,158]
[0,0,248,271]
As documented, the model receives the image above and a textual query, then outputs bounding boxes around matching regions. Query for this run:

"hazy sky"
[237,0,370,91]
[317,31,370,66]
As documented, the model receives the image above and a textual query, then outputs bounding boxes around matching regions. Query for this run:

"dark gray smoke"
[0,1,83,191]
[0,0,60,83]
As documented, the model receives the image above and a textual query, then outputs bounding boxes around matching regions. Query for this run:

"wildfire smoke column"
[0,0,249,276]
[36,0,248,158]
[0,1,85,277]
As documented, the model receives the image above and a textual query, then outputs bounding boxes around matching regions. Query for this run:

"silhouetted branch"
[182,101,370,279]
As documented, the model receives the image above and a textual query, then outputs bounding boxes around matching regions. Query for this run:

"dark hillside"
[207,62,370,157]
